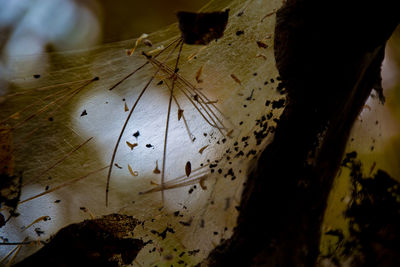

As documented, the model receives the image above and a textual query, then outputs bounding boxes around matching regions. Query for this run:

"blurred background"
[0,0,208,56]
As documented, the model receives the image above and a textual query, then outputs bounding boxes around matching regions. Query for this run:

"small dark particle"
[157,80,163,86]
[173,211,180,217]
[45,185,49,191]
[48,117,54,121]
[178,260,185,264]
[222,138,226,143]
[265,100,271,106]
[33,74,41,79]
[247,150,257,157]
[246,89,254,101]
[54,200,61,203]
[203,133,207,137]
[209,163,218,168]
[235,206,240,211]
[188,249,200,256]
[239,121,243,125]
[270,78,275,83]
[133,131,140,138]
[235,151,244,158]
[80,110,87,117]
[146,144,153,148]
[225,198,230,210]
[241,136,249,142]
[122,98,126,101]
[253,72,257,76]
[218,169,222,174]
[179,218,192,227]
[34,228,44,236]
[237,11,244,17]
[264,81,269,85]
[188,188,194,194]
[200,219,205,228]
[256,41,268,48]
[236,30,244,36]
[114,163,122,169]
[272,99,285,109]
[151,227,175,240]
[213,231,218,235]
[164,254,174,261]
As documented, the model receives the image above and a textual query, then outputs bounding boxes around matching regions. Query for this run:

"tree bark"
[203,0,399,266]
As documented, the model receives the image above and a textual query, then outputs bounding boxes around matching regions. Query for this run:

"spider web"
[0,0,285,265]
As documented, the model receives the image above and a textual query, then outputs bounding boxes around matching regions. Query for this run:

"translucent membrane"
[0,0,285,265]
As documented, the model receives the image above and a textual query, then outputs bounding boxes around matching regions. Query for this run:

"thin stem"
[106,38,183,206]
[160,41,184,204]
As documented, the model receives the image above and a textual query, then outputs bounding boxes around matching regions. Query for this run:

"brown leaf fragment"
[126,141,138,150]
[143,39,153,47]
[128,164,138,176]
[226,129,234,138]
[150,180,159,186]
[178,109,184,121]
[199,177,207,190]
[153,160,161,174]
[195,66,203,83]
[256,40,268,48]
[199,145,209,154]
[124,102,129,112]
[230,74,241,85]
[255,53,267,60]
[185,161,191,177]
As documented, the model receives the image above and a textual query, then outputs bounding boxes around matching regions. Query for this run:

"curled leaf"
[199,176,207,190]
[198,145,209,154]
[128,164,138,176]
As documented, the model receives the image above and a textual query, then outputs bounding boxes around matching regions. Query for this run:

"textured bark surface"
[203,0,399,266]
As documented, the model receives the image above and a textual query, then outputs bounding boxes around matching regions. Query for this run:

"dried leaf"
[128,164,138,176]
[230,74,241,85]
[185,161,191,177]
[226,129,234,138]
[126,141,138,150]
[127,33,148,56]
[178,109,184,121]
[153,160,160,174]
[124,102,129,112]
[198,145,209,154]
[199,176,207,190]
[195,66,203,83]
[255,53,267,60]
